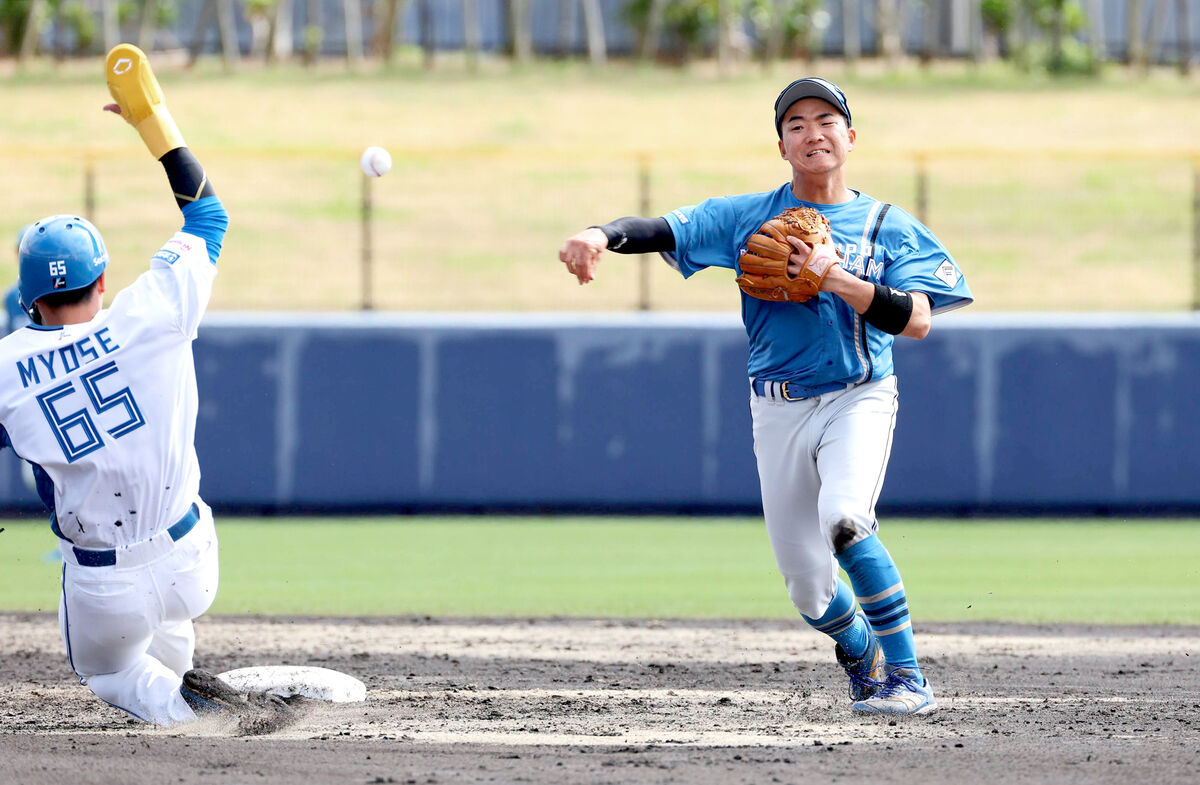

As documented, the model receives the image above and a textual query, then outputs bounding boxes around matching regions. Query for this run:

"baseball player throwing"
[0,45,288,728]
[559,78,972,715]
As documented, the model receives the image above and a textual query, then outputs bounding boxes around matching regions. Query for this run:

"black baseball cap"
[774,77,852,136]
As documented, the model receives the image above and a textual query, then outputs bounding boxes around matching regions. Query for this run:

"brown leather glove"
[735,207,841,302]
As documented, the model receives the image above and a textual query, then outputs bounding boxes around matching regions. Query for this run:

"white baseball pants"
[57,504,219,726]
[750,376,899,619]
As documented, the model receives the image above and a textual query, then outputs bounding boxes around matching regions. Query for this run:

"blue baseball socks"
[801,576,871,658]
[836,533,921,677]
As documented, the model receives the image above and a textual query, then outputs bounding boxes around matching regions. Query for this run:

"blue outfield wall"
[1,312,1198,514]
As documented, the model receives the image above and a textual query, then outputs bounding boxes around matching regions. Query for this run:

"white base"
[217,665,367,703]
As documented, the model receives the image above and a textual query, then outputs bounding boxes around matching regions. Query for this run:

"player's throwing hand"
[558,227,608,284]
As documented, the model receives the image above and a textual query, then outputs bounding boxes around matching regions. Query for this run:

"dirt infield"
[2,614,1198,784]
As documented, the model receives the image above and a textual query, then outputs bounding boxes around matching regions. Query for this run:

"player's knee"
[828,516,870,554]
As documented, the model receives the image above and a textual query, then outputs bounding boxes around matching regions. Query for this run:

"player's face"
[777,98,855,176]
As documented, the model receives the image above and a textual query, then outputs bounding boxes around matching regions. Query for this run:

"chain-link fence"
[2,144,1197,311]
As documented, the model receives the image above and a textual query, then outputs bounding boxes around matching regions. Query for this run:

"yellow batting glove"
[105,43,186,159]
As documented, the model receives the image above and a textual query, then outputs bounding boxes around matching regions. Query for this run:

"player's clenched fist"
[559,227,608,285]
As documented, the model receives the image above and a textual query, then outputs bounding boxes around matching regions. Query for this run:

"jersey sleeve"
[659,197,742,279]
[137,196,227,338]
[879,208,973,314]
[179,196,228,265]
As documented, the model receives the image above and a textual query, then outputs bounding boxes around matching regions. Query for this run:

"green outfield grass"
[1,60,1199,312]
[1,517,1196,623]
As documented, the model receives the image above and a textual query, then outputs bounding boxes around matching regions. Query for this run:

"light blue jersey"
[661,184,973,387]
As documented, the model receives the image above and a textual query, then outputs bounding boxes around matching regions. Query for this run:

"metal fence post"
[915,153,929,227]
[361,172,373,311]
[84,154,96,223]
[1193,160,1200,310]
[637,154,652,311]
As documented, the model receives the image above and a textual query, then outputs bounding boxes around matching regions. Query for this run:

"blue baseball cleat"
[180,669,303,734]
[834,633,886,702]
[851,667,937,715]
[180,668,251,715]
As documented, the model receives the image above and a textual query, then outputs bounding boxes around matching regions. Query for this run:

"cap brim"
[775,83,850,132]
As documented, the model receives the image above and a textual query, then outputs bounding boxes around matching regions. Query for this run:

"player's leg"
[150,510,220,676]
[751,394,835,615]
[146,619,197,677]
[84,654,198,726]
[815,377,914,665]
[133,513,295,733]
[837,537,935,715]
[58,563,197,725]
[814,377,935,715]
[750,394,881,699]
[800,576,885,701]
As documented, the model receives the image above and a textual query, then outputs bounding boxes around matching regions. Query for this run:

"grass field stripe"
[4,519,1200,623]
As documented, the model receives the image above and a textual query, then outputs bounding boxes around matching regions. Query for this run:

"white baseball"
[360,146,392,177]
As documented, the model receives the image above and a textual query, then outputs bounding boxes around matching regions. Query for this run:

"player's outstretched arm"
[104,43,227,264]
[559,217,674,285]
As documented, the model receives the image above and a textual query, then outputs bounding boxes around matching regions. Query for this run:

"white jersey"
[0,231,216,549]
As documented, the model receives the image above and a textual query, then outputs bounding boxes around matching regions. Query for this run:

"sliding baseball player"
[0,45,286,728]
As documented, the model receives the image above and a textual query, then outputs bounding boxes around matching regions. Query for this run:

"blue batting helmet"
[18,216,108,317]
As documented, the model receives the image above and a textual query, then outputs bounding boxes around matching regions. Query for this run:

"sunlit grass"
[3,517,1197,622]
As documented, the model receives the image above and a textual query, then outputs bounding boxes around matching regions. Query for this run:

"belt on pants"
[751,378,860,402]
[67,503,201,568]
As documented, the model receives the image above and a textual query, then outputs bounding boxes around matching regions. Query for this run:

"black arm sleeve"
[861,284,935,335]
[591,216,675,254]
[160,147,215,209]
